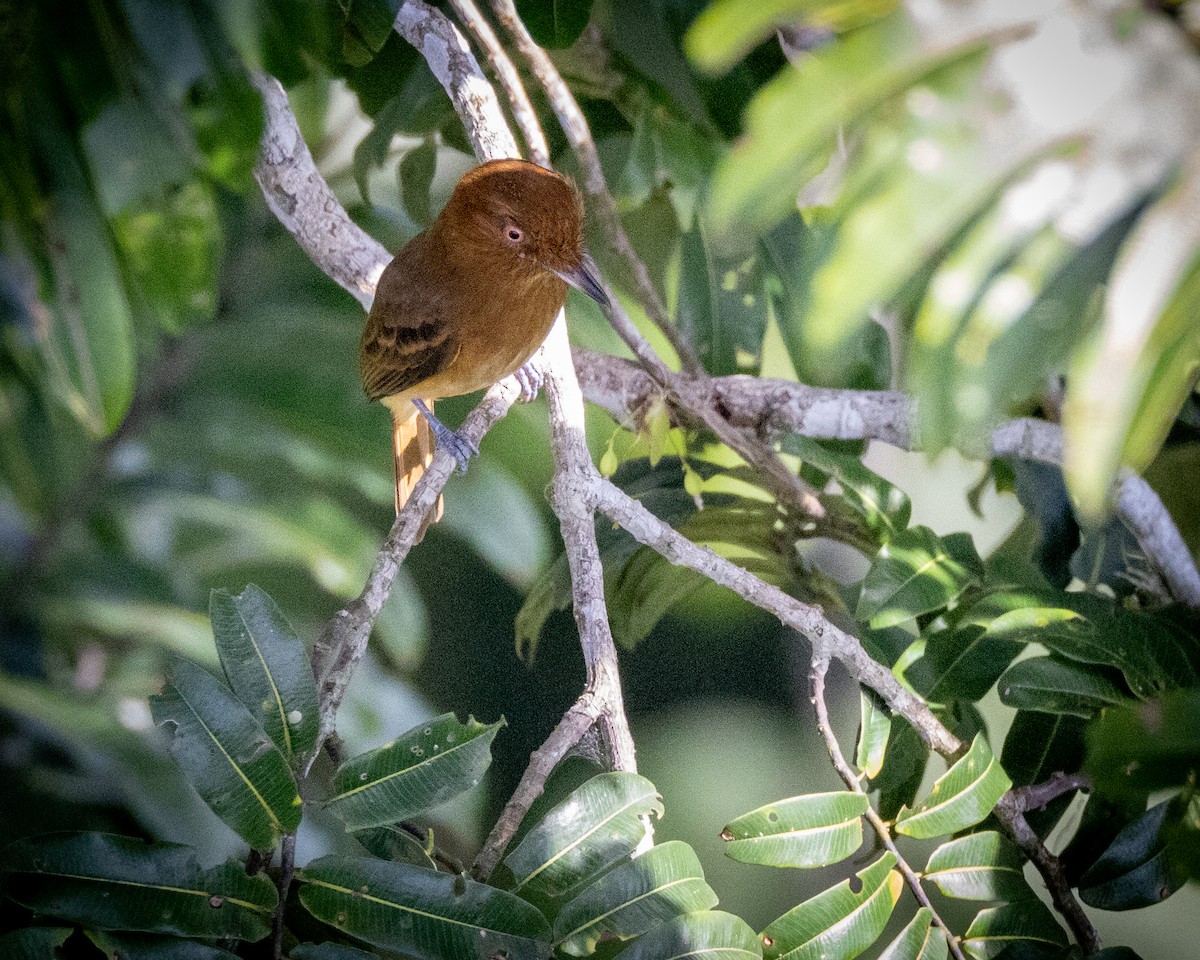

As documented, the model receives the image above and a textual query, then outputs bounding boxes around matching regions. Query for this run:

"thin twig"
[272,833,296,959]
[1010,772,1092,813]
[811,659,966,960]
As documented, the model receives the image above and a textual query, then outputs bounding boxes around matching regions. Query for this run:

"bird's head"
[439,158,610,308]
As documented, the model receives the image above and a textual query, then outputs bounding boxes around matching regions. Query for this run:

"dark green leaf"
[0,833,274,940]
[0,927,71,960]
[857,525,979,628]
[761,853,901,960]
[722,791,868,868]
[505,772,663,899]
[354,825,438,869]
[554,841,718,956]
[924,832,1032,901]
[999,711,1085,837]
[515,0,594,49]
[400,138,437,226]
[1077,796,1193,910]
[86,931,241,959]
[338,0,405,66]
[613,911,762,960]
[297,855,551,960]
[915,624,1022,703]
[870,716,929,821]
[292,945,379,960]
[961,901,1068,960]
[895,734,1011,839]
[150,657,302,849]
[325,713,502,831]
[998,656,1126,718]
[210,585,320,763]
[1086,689,1200,795]
[789,436,911,539]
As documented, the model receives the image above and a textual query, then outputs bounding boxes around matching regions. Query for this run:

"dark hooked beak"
[553,253,610,309]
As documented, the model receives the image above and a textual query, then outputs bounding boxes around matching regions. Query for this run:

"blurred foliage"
[3,0,1200,957]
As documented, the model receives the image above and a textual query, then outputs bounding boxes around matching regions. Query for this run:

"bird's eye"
[504,225,524,244]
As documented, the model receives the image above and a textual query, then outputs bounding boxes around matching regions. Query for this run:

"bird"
[360,158,609,532]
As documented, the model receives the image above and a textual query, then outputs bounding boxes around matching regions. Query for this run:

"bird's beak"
[553,254,610,309]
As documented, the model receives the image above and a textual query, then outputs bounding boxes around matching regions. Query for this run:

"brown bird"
[360,158,608,529]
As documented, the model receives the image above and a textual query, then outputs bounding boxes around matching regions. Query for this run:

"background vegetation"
[2,0,1200,957]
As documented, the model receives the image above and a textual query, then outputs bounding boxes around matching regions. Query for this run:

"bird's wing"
[360,234,459,401]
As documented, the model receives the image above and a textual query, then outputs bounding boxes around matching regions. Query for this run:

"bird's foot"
[413,400,478,474]
[513,359,544,403]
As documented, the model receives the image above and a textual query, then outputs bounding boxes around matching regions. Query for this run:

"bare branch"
[811,659,965,960]
[1010,771,1093,813]
[272,834,296,960]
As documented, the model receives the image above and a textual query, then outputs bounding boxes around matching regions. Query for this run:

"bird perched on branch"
[360,158,609,532]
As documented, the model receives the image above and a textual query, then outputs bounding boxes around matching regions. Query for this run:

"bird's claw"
[441,429,479,474]
[514,360,543,403]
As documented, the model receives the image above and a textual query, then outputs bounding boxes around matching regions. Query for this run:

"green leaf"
[686,0,898,73]
[721,791,868,869]
[0,927,72,960]
[337,0,405,66]
[612,911,763,960]
[789,436,911,539]
[760,852,902,960]
[150,657,302,849]
[505,772,664,899]
[86,932,241,959]
[894,734,1011,839]
[924,831,1032,901]
[297,856,551,960]
[554,840,718,956]
[870,716,929,821]
[856,526,979,628]
[960,901,1068,960]
[0,832,275,940]
[876,908,948,960]
[855,690,891,779]
[915,624,1022,703]
[1086,689,1200,795]
[354,825,438,869]
[1077,796,1193,910]
[515,0,594,49]
[1065,148,1200,520]
[209,585,320,763]
[325,713,502,831]
[399,138,437,226]
[997,656,1127,718]
[292,945,379,960]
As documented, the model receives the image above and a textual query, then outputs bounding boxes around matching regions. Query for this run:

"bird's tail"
[390,399,443,537]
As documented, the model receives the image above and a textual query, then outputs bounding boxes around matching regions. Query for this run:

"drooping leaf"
[297,855,551,960]
[924,831,1032,901]
[1077,796,1193,910]
[515,0,595,49]
[721,791,868,869]
[997,656,1127,718]
[150,657,301,849]
[209,585,320,763]
[894,734,1011,839]
[856,525,980,628]
[789,436,911,540]
[855,690,891,779]
[325,713,502,831]
[960,901,1068,960]
[554,840,718,956]
[0,833,275,941]
[86,932,241,959]
[612,911,762,960]
[505,772,663,899]
[354,825,438,870]
[869,716,929,821]
[760,852,902,960]
[875,908,948,960]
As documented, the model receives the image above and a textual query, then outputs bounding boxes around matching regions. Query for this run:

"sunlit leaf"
[997,656,1126,718]
[855,690,891,779]
[297,856,551,960]
[875,908,947,960]
[960,901,1068,960]
[151,657,302,849]
[210,585,319,763]
[722,791,868,869]
[894,734,1011,839]
[760,852,902,960]
[924,831,1032,901]
[554,840,718,956]
[325,713,502,831]
[856,525,979,628]
[505,772,663,899]
[0,832,275,940]
[613,911,762,960]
